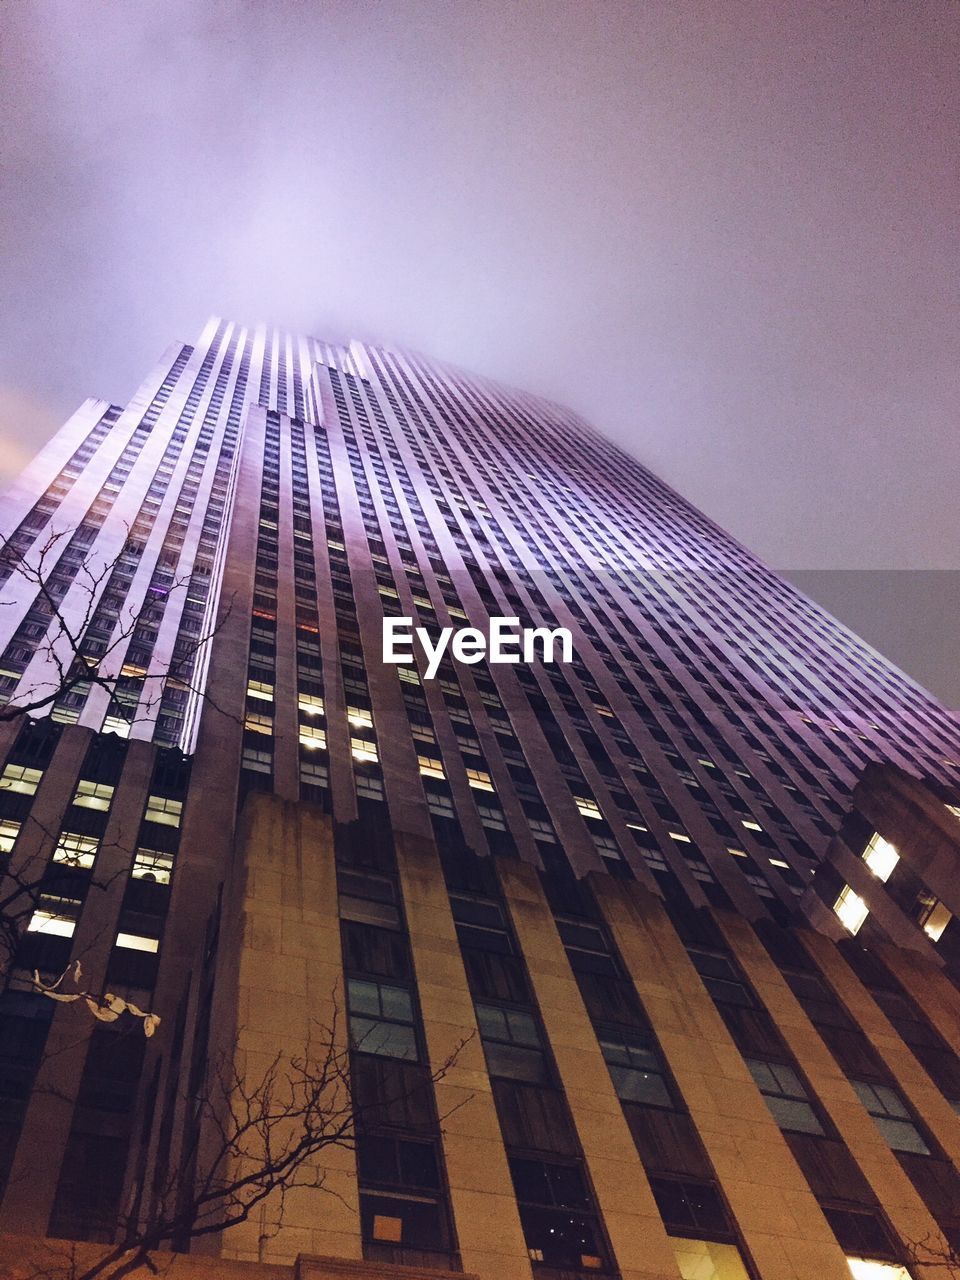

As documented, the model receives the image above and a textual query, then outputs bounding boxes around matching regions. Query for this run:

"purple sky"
[2,1,958,701]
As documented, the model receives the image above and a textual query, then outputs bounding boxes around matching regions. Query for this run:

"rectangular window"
[649,1177,732,1240]
[745,1058,824,1134]
[687,949,753,1007]
[72,780,115,810]
[475,1002,546,1082]
[0,818,22,853]
[862,833,899,882]
[53,832,99,870]
[348,978,418,1061]
[850,1080,930,1154]
[599,1030,672,1107]
[144,795,182,827]
[834,885,869,935]
[671,1238,750,1280]
[509,1157,603,1270]
[0,765,43,796]
[339,870,400,929]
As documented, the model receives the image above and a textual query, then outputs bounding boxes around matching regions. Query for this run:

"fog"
[2,0,958,702]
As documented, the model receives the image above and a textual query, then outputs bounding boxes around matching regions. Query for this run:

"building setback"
[0,318,959,1279]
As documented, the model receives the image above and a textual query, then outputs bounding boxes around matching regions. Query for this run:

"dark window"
[599,1031,672,1108]
[450,893,513,953]
[649,1177,732,1240]
[687,949,754,1007]
[509,1158,606,1270]
[338,869,400,929]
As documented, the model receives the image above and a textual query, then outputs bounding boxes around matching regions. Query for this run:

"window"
[687,950,753,1007]
[0,818,21,852]
[144,795,182,827]
[299,724,327,750]
[862,833,899,883]
[0,764,42,795]
[649,1177,731,1239]
[417,756,445,780]
[599,1031,672,1107]
[475,1002,546,1082]
[671,1238,750,1280]
[745,1058,823,1134]
[53,832,99,869]
[557,919,619,977]
[115,932,159,953]
[846,1261,910,1280]
[509,1158,604,1270]
[298,691,324,716]
[574,795,603,821]
[850,1080,929,1154]
[339,870,400,929]
[246,679,274,702]
[243,711,273,735]
[834,885,868,935]
[348,978,418,1061]
[131,848,173,884]
[351,738,379,764]
[466,768,494,792]
[72,780,115,810]
[450,894,511,953]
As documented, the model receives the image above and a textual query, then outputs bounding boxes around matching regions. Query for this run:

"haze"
[1,0,958,704]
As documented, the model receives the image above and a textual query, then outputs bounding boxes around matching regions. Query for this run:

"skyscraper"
[1,318,960,1280]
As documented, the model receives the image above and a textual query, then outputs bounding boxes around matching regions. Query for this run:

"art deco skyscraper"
[1,318,960,1280]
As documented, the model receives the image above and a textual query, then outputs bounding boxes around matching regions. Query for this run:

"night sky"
[1,1,958,705]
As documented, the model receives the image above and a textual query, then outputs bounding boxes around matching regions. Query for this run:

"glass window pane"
[873,1085,910,1119]
[873,1116,929,1154]
[483,1041,546,1082]
[505,1009,540,1047]
[350,1015,418,1061]
[765,1095,824,1135]
[379,984,413,1023]
[347,978,381,1016]
[610,1064,672,1107]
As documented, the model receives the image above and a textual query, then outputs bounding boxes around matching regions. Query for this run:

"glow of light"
[862,833,899,882]
[116,932,159,952]
[846,1259,911,1280]
[28,911,76,937]
[834,885,869,935]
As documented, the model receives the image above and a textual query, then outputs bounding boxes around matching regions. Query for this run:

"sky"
[1,0,958,704]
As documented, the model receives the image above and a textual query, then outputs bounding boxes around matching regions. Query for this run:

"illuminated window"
[574,796,602,821]
[351,738,379,764]
[417,756,445,780]
[144,795,183,827]
[73,780,115,810]
[0,765,42,796]
[834,885,868,935]
[0,819,22,853]
[298,692,324,715]
[741,819,763,832]
[246,679,274,701]
[299,724,327,750]
[115,932,159,953]
[243,711,273,735]
[668,830,692,843]
[466,768,494,792]
[916,895,952,942]
[670,1237,750,1280]
[132,848,173,883]
[727,847,748,858]
[862,833,899,883]
[53,832,99,870]
[397,666,420,685]
[28,901,79,936]
[347,705,374,729]
[846,1260,911,1279]
[103,716,132,738]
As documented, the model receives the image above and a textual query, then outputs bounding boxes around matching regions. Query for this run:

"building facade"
[1,319,960,1280]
